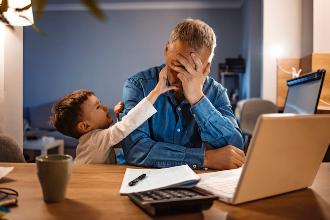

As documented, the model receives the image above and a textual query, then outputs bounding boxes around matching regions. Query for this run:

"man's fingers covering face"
[191,53,203,72]
[176,54,196,74]
[203,63,211,76]
[171,65,191,80]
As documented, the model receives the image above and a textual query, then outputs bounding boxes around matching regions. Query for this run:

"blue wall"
[24,9,243,108]
[241,0,262,99]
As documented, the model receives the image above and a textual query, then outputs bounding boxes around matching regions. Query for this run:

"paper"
[0,167,14,180]
[120,165,200,194]
[197,167,242,198]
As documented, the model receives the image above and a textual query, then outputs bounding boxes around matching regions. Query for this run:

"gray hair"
[168,18,217,58]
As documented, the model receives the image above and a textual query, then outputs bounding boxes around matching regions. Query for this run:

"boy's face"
[80,95,113,131]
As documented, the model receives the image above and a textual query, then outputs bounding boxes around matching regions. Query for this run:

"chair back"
[0,134,26,163]
[236,99,278,135]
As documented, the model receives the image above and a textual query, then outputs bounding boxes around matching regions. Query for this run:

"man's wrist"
[189,93,204,106]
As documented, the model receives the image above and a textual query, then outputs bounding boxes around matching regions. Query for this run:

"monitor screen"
[283,70,325,114]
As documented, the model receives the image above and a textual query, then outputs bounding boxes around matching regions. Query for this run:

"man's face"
[80,95,113,130]
[164,40,211,93]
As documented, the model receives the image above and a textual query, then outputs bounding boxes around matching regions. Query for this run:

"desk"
[0,163,329,220]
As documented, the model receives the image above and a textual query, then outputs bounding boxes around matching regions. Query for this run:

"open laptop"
[197,114,330,204]
[283,69,326,114]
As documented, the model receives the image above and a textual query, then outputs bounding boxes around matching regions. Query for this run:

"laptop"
[197,114,330,204]
[283,69,326,114]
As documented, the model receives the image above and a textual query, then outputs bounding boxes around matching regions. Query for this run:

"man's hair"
[169,18,217,57]
[50,89,95,139]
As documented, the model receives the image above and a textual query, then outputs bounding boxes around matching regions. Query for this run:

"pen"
[128,173,147,186]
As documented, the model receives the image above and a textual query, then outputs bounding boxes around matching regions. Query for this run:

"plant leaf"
[0,0,9,13]
[81,0,106,21]
[15,4,32,12]
[0,14,14,30]
[31,0,47,21]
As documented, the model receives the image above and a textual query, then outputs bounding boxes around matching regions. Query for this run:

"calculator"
[127,187,218,216]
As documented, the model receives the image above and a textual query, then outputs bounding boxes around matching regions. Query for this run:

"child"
[50,69,176,164]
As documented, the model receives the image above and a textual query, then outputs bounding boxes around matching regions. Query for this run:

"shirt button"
[177,128,181,132]
[192,164,197,169]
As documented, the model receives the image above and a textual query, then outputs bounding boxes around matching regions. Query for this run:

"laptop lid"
[283,69,326,114]
[232,114,330,204]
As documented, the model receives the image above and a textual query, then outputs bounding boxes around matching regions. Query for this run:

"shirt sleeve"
[190,92,244,149]
[121,78,205,169]
[91,97,157,154]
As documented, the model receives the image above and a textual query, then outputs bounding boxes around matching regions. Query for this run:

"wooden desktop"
[0,163,329,219]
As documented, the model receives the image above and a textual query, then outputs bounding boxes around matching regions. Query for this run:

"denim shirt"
[121,65,244,169]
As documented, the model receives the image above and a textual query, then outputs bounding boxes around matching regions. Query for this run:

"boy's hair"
[169,18,217,58]
[50,89,95,139]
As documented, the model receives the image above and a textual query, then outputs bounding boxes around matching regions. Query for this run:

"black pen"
[128,173,147,186]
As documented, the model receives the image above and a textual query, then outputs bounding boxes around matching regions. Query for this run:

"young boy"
[50,69,176,164]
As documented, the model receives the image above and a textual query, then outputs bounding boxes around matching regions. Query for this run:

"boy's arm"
[92,97,157,153]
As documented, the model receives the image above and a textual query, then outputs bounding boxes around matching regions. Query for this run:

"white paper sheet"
[0,167,14,180]
[120,165,200,194]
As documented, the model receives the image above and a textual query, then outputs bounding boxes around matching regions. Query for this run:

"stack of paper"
[0,167,14,180]
[120,165,200,194]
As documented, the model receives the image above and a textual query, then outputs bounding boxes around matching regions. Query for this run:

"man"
[121,18,245,170]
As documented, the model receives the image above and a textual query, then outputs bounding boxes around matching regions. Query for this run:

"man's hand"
[204,145,245,170]
[114,101,124,119]
[171,53,211,105]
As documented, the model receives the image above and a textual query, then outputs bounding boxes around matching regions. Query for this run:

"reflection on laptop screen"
[284,70,325,114]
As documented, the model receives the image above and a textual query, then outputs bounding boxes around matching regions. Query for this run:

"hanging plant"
[0,0,105,30]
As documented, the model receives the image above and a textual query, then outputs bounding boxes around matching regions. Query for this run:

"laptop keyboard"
[197,167,242,198]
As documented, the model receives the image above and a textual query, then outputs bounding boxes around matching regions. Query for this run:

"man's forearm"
[123,135,205,169]
[190,96,244,149]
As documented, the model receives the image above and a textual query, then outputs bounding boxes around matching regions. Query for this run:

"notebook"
[197,114,330,204]
[120,165,200,194]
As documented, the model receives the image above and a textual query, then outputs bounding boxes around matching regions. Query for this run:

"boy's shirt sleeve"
[93,97,157,152]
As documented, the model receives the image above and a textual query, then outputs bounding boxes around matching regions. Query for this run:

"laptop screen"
[283,70,325,114]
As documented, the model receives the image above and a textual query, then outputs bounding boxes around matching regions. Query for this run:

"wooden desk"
[0,163,329,220]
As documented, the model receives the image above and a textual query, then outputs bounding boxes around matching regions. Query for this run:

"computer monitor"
[283,69,326,114]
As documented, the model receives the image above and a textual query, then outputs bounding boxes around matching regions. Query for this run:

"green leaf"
[31,0,47,21]
[81,0,106,21]
[0,0,9,13]
[0,14,14,30]
[15,4,32,12]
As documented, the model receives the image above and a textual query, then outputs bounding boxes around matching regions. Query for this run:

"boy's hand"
[114,101,124,118]
[147,67,177,104]
[154,67,178,95]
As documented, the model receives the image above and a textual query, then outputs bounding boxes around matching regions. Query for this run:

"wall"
[24,8,242,108]
[301,0,313,57]
[313,0,330,53]
[241,0,262,99]
[262,0,302,103]
[0,25,23,148]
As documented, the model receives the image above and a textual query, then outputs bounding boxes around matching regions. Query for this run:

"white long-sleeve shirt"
[74,97,157,165]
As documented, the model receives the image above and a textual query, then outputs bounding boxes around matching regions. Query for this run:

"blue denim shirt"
[121,65,243,169]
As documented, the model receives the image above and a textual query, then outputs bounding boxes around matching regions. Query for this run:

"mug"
[36,154,73,203]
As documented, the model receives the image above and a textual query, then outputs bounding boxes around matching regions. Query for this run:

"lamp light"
[2,0,34,26]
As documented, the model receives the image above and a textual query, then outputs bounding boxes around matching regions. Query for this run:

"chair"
[0,134,26,163]
[235,99,278,152]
